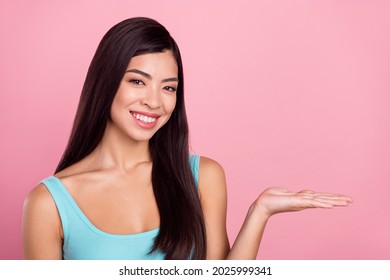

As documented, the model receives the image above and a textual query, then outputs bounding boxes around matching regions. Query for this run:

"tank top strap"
[189,154,200,187]
[39,176,71,241]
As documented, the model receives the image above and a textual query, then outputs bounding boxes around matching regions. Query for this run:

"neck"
[88,121,151,171]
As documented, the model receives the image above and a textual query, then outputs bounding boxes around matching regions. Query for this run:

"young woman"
[22,17,352,260]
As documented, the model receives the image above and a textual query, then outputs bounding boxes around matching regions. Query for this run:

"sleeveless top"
[40,154,200,260]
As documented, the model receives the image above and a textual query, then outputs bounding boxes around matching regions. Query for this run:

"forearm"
[226,203,269,260]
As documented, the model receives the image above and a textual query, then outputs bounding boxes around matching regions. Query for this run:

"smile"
[131,112,157,124]
[130,111,161,129]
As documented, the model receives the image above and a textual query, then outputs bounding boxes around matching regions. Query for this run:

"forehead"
[126,51,178,76]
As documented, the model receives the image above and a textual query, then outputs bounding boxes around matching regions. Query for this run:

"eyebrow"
[125,69,179,83]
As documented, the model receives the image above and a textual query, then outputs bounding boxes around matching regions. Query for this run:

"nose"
[141,86,161,109]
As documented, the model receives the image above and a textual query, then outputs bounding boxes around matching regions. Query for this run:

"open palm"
[255,188,353,217]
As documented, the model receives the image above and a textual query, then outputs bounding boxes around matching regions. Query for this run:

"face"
[109,51,178,142]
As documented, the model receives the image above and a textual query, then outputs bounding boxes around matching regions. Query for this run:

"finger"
[291,196,333,209]
[303,192,353,202]
[298,198,334,209]
[312,192,350,197]
[263,188,296,196]
[314,194,353,203]
[312,197,351,206]
[294,195,351,209]
[297,190,352,201]
[298,190,315,195]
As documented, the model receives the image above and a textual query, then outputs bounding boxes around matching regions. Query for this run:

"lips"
[130,111,160,129]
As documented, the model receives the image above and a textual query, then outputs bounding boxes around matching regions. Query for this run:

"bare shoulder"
[199,156,226,180]
[54,160,88,179]
[23,183,63,259]
[198,156,227,199]
[198,156,230,259]
[24,183,57,214]
[23,183,61,229]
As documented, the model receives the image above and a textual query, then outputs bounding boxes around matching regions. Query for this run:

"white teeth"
[131,112,157,124]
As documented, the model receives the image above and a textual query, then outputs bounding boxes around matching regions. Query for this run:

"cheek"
[163,95,177,115]
[110,95,122,118]
[170,95,177,113]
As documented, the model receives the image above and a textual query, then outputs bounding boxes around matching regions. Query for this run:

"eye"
[129,79,145,86]
[163,86,177,93]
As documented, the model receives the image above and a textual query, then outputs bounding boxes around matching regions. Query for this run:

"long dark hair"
[55,17,206,259]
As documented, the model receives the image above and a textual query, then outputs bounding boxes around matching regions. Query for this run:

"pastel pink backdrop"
[1,1,389,259]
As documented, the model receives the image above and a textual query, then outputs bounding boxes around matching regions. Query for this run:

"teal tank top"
[40,154,200,260]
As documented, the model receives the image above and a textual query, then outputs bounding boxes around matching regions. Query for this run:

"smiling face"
[109,51,178,142]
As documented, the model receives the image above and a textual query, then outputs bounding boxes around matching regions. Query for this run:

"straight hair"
[55,17,206,259]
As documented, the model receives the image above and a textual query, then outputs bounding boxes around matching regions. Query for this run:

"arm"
[199,157,265,259]
[22,184,63,259]
[227,188,353,259]
[199,157,353,260]
[198,157,230,259]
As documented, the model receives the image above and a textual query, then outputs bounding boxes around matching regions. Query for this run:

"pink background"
[1,0,389,259]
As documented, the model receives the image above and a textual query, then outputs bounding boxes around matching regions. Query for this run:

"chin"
[127,129,159,142]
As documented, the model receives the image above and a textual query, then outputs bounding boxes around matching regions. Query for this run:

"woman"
[22,17,352,260]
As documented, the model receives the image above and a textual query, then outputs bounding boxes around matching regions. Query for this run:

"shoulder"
[54,152,100,180]
[24,183,56,213]
[199,156,226,181]
[23,183,63,259]
[198,156,227,199]
[198,156,230,259]
[23,182,61,230]
[54,161,86,179]
[23,182,62,235]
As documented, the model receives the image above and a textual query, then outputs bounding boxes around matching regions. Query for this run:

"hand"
[253,188,353,218]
